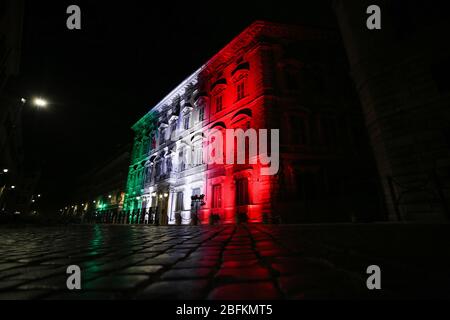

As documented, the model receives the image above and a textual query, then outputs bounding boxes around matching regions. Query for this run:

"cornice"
[132,21,332,132]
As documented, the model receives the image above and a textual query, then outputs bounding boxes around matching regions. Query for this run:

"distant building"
[64,145,130,223]
[334,1,450,221]
[120,21,382,225]
[0,0,27,215]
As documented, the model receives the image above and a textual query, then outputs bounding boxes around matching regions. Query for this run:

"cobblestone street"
[0,224,449,300]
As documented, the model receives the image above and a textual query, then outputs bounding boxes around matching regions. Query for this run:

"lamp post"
[0,169,9,213]
[190,194,205,226]
[1,95,51,217]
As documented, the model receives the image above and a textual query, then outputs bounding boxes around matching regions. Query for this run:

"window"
[166,157,172,174]
[145,166,152,183]
[285,70,299,90]
[183,115,190,130]
[170,121,177,136]
[215,95,223,113]
[142,138,149,157]
[176,192,184,211]
[321,117,337,146]
[198,106,205,121]
[130,173,135,188]
[237,81,245,101]
[295,171,321,201]
[290,115,307,145]
[134,142,141,159]
[212,184,222,208]
[193,145,203,166]
[236,178,249,205]
[179,149,185,172]
[192,188,201,197]
[159,129,166,144]
[155,161,162,176]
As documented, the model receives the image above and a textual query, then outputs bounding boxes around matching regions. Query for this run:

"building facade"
[121,21,383,225]
[334,1,450,221]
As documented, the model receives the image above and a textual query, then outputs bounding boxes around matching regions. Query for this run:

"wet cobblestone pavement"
[0,224,449,300]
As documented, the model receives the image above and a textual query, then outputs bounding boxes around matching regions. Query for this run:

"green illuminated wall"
[123,112,157,212]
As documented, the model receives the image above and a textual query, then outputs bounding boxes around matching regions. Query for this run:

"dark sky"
[16,0,336,210]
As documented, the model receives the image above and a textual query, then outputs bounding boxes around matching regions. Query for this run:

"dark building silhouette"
[0,0,30,216]
[334,0,450,221]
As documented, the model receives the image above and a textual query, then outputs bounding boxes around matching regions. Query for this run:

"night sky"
[15,0,335,210]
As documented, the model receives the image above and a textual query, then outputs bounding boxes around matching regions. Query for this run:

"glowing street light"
[10,185,15,189]
[33,97,48,108]
[2,169,8,173]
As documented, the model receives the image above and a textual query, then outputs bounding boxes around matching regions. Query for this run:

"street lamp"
[33,97,48,108]
[2,169,8,173]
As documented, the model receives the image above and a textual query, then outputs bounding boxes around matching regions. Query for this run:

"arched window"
[215,95,223,113]
[192,143,203,167]
[155,160,162,177]
[145,166,152,184]
[178,148,186,172]
[170,120,177,137]
[212,184,222,208]
[133,141,141,159]
[198,105,205,122]
[236,178,249,205]
[232,63,249,103]
[151,134,156,150]
[159,128,167,144]
[166,157,173,174]
[183,114,191,130]
[142,137,149,156]
[236,80,245,101]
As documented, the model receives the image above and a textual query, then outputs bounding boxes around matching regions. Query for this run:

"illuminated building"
[122,21,383,225]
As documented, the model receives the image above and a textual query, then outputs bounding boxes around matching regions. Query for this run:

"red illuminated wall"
[195,23,280,224]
